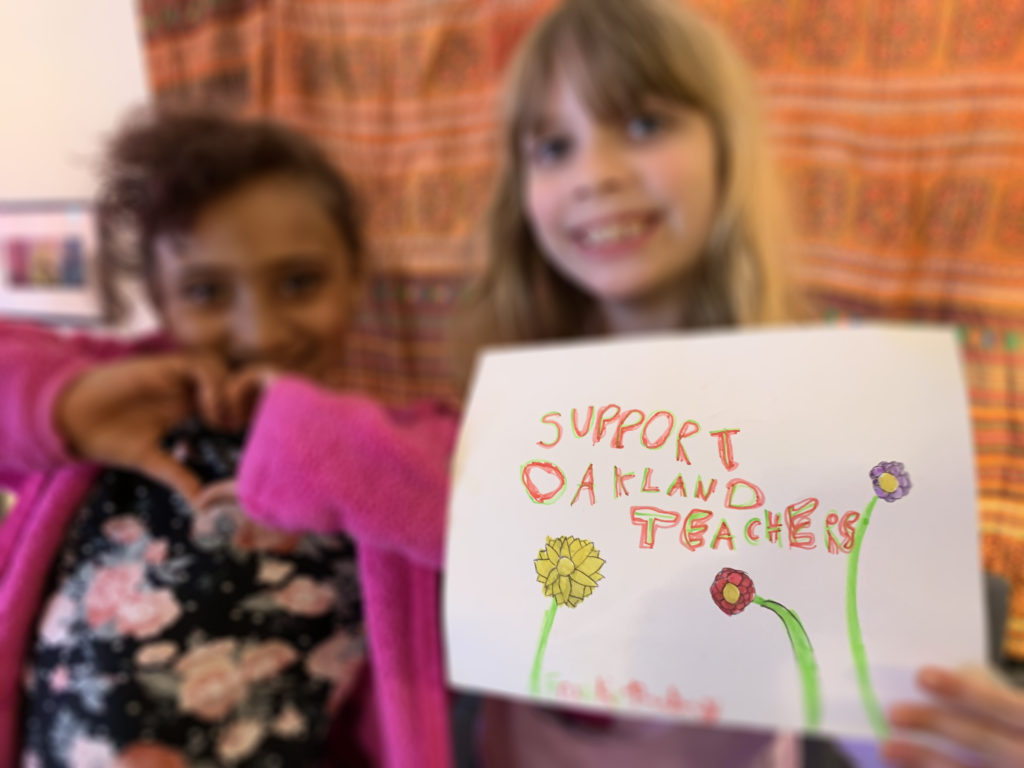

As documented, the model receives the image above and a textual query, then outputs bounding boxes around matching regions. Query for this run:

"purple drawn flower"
[870,461,911,502]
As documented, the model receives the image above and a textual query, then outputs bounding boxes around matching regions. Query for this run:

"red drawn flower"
[710,567,756,616]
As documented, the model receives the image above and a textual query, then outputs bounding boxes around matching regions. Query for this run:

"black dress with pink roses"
[22,423,365,767]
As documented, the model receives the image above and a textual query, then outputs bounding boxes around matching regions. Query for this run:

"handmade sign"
[444,325,986,738]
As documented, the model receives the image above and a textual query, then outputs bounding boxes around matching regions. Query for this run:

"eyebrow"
[176,251,330,271]
[264,256,333,277]
[522,113,562,140]
[265,251,337,270]
[171,264,230,283]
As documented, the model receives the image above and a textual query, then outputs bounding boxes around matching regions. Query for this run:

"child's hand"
[221,365,280,432]
[56,353,232,502]
[882,665,1024,767]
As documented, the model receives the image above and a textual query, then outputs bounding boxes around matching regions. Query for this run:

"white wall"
[0,2,150,201]
[0,2,156,333]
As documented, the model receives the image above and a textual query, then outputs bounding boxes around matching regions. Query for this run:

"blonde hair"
[455,0,803,382]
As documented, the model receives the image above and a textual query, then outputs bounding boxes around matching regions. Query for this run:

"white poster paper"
[444,324,986,739]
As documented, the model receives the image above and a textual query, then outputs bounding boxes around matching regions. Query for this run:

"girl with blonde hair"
[458,0,798,369]
[458,1,1024,766]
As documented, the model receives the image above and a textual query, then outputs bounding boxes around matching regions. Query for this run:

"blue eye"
[528,134,573,166]
[626,114,662,140]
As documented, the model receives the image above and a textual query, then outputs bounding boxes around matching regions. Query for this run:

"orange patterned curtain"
[136,0,1024,655]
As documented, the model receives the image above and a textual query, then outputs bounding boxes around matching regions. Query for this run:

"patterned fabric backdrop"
[136,0,1024,656]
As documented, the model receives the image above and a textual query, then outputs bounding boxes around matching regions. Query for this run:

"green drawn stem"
[530,598,558,695]
[846,495,889,738]
[753,595,822,729]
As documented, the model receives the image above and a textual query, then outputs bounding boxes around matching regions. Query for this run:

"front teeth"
[580,220,647,246]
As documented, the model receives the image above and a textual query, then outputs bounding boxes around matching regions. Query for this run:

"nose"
[571,135,630,201]
[229,295,290,367]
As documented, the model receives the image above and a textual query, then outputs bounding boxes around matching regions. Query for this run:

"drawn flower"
[533,535,604,608]
[530,535,606,696]
[710,567,756,616]
[848,460,914,739]
[711,567,821,728]
[870,461,911,502]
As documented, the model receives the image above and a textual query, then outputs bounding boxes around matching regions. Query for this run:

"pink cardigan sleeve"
[0,322,106,482]
[237,376,458,570]
[0,321,168,485]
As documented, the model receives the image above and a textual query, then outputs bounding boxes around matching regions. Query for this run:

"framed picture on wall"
[0,200,103,324]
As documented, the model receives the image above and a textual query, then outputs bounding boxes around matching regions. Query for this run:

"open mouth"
[570,213,660,253]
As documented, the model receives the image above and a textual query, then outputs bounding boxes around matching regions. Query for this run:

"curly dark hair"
[96,107,362,321]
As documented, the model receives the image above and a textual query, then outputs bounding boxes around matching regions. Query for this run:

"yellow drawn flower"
[534,536,604,608]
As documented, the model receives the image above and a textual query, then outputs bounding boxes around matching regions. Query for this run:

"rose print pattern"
[23,423,365,767]
[176,646,248,722]
[272,576,337,616]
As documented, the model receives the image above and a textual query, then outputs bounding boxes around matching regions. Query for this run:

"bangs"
[511,0,711,141]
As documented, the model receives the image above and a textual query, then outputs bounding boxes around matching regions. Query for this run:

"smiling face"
[152,174,356,381]
[521,72,719,332]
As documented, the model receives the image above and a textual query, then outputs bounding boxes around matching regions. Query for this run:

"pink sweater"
[0,322,455,768]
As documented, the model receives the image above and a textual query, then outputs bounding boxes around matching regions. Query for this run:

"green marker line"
[846,495,888,738]
[754,595,822,729]
[530,598,558,695]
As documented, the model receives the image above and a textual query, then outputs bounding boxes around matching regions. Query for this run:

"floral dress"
[22,423,365,767]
